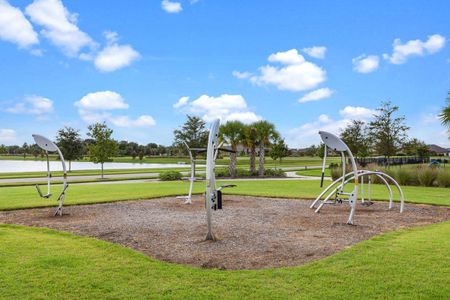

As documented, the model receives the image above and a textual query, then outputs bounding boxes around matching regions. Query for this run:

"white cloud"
[75,91,128,110]
[420,113,440,125]
[173,96,189,109]
[5,95,53,116]
[94,31,140,72]
[0,0,39,48]
[302,46,326,59]
[268,49,305,65]
[75,91,155,128]
[232,71,252,79]
[174,94,262,124]
[110,115,156,128]
[237,49,326,92]
[0,128,17,143]
[161,0,182,13]
[25,0,95,57]
[287,105,376,147]
[299,88,334,103]
[383,34,446,64]
[339,106,376,120]
[352,55,380,73]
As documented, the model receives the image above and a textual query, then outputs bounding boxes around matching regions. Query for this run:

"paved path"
[0,166,325,185]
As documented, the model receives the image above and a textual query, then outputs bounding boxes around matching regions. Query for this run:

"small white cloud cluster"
[352,55,380,73]
[5,95,54,118]
[0,0,140,72]
[75,91,156,128]
[287,106,376,147]
[383,34,446,64]
[298,88,334,103]
[302,46,326,59]
[94,31,140,72]
[173,94,262,124]
[0,128,17,143]
[353,34,446,74]
[0,0,38,48]
[161,0,182,13]
[233,48,334,105]
[25,0,96,57]
[242,49,327,92]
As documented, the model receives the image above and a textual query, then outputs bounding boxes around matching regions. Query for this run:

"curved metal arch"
[315,172,392,211]
[313,170,404,214]
[32,134,68,216]
[176,141,196,204]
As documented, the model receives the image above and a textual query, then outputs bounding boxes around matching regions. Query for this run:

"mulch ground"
[0,195,449,270]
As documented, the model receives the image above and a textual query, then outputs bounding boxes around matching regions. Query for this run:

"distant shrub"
[416,166,438,187]
[264,168,286,177]
[330,166,342,181]
[159,171,182,181]
[329,163,339,169]
[236,169,252,177]
[215,168,230,178]
[395,167,418,186]
[437,168,450,187]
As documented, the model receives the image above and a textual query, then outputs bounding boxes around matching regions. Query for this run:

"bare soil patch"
[0,196,448,270]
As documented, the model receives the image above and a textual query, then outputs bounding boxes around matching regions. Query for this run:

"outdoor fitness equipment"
[310,131,404,225]
[176,141,205,204]
[32,134,69,216]
[205,119,236,241]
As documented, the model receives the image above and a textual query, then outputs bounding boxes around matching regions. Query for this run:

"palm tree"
[220,121,245,178]
[253,121,279,177]
[439,92,450,131]
[242,124,257,175]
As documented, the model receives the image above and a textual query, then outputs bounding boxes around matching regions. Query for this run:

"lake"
[0,160,193,173]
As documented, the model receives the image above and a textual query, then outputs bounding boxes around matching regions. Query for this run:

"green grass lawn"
[0,179,449,298]
[0,222,448,299]
[0,179,449,211]
[296,168,331,177]
[0,167,197,180]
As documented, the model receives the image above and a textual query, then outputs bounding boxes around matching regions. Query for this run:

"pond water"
[0,160,192,173]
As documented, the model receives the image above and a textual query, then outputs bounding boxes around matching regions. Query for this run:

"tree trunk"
[250,145,256,175]
[101,163,104,179]
[69,160,72,172]
[229,149,237,178]
[258,143,265,177]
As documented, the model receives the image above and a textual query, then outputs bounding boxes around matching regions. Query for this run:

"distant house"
[428,144,450,156]
[289,148,308,156]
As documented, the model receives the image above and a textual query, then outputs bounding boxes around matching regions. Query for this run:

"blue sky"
[0,0,449,147]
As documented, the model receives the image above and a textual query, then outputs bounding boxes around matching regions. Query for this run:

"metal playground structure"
[32,134,69,216]
[310,131,404,225]
[204,119,236,240]
[176,141,204,204]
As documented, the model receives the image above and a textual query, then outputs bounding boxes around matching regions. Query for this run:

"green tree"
[220,121,245,178]
[439,92,450,136]
[369,101,409,163]
[254,121,279,176]
[138,145,145,161]
[173,115,209,155]
[56,126,84,171]
[22,143,28,158]
[403,138,430,157]
[316,143,326,159]
[242,124,258,175]
[304,145,318,157]
[340,120,371,158]
[87,123,118,178]
[270,138,289,166]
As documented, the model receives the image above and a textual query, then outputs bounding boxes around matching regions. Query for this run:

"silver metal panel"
[32,134,59,152]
